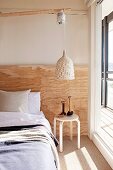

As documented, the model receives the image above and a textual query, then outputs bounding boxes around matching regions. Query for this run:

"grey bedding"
[0,125,59,170]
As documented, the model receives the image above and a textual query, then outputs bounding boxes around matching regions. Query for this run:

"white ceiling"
[84,0,96,7]
[0,0,88,14]
[102,0,113,18]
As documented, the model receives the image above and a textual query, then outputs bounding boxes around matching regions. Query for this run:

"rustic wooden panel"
[0,65,88,136]
[0,9,87,17]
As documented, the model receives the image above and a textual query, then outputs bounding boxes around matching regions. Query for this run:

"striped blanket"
[0,125,60,170]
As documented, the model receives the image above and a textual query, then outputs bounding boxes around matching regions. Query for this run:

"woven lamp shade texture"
[55,51,75,80]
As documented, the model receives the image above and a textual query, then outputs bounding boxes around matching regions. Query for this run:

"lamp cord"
[63,17,66,52]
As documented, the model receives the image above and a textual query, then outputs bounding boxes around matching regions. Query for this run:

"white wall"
[0,0,89,65]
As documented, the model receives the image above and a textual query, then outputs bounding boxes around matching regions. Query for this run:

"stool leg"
[59,121,63,152]
[77,120,80,149]
[70,121,73,141]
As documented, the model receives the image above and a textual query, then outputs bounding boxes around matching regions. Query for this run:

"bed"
[0,90,60,170]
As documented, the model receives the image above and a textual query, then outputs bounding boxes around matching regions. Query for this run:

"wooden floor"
[58,136,112,170]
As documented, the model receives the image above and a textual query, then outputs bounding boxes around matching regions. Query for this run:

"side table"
[54,114,80,152]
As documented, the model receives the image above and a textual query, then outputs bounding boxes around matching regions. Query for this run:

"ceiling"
[0,0,88,10]
[102,0,113,18]
[0,0,88,15]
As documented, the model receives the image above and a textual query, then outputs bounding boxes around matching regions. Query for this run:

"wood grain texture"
[0,9,87,17]
[0,65,88,136]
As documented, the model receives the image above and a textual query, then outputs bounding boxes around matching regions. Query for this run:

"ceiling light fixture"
[55,10,75,80]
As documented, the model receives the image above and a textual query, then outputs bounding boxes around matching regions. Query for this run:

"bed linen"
[0,113,60,170]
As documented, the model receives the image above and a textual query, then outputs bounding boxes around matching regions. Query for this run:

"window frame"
[101,11,113,109]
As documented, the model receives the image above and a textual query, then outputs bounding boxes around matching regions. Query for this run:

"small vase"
[67,96,73,116]
[60,100,66,115]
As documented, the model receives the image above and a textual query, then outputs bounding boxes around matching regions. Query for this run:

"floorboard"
[58,136,112,170]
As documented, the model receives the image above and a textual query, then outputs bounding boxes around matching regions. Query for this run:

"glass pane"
[108,21,113,71]
[102,25,104,72]
[108,73,113,79]
[106,80,113,109]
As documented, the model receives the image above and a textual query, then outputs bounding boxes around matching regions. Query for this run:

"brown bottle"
[60,100,66,115]
[67,96,73,116]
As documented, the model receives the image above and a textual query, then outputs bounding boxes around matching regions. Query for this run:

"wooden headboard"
[0,65,88,136]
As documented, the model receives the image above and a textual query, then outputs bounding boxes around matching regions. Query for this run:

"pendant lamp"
[55,10,75,80]
[56,50,75,80]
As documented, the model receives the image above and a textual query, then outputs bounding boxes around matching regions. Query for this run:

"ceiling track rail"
[0,8,87,17]
[96,0,104,4]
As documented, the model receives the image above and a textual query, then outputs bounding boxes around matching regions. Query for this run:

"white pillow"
[0,90,31,113]
[28,92,40,114]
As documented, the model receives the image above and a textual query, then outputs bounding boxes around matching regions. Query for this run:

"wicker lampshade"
[55,50,75,80]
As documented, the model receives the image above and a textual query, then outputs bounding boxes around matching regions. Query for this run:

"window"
[101,11,113,110]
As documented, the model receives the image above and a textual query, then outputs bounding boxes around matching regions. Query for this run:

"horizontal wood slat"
[0,9,87,17]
